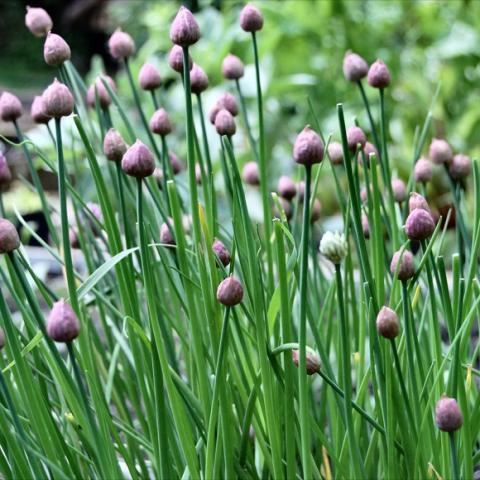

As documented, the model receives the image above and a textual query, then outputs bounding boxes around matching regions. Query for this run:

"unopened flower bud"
[405,208,435,241]
[277,175,296,200]
[435,396,463,432]
[0,219,20,253]
[311,198,321,224]
[320,231,347,264]
[0,92,22,122]
[42,79,74,118]
[44,32,71,66]
[31,95,50,124]
[217,92,239,116]
[160,222,175,246]
[47,299,80,343]
[367,60,391,88]
[170,6,201,47]
[212,238,231,267]
[222,54,244,80]
[190,63,209,94]
[292,348,320,375]
[429,138,453,165]
[390,249,415,281]
[169,152,183,175]
[108,29,135,59]
[294,126,324,166]
[0,153,12,185]
[150,108,172,136]
[139,63,161,91]
[274,198,293,221]
[86,202,103,236]
[103,128,127,162]
[242,161,260,185]
[343,51,368,82]
[376,306,399,339]
[0,327,5,350]
[217,276,244,306]
[408,192,430,213]
[168,45,192,73]
[363,141,378,160]
[121,140,155,178]
[69,228,80,249]
[414,157,433,183]
[392,178,407,203]
[86,75,115,109]
[215,109,236,136]
[25,6,52,37]
[347,126,366,152]
[240,3,264,32]
[362,214,370,238]
[328,141,343,165]
[195,164,202,184]
[449,154,472,181]
[360,186,368,203]
[209,104,221,125]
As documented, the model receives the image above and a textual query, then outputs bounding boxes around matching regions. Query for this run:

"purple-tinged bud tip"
[160,222,175,246]
[293,125,324,166]
[190,63,209,94]
[449,154,472,181]
[414,157,433,183]
[343,51,368,82]
[277,175,297,200]
[168,45,192,73]
[242,161,260,186]
[31,95,50,124]
[170,6,201,47]
[391,178,407,203]
[362,214,370,238]
[103,128,127,162]
[240,3,264,32]
[212,238,231,267]
[429,138,453,165]
[108,29,135,59]
[376,306,400,339]
[405,208,435,241]
[216,92,239,116]
[347,126,367,152]
[215,109,236,136]
[139,63,161,91]
[0,92,23,122]
[69,228,80,249]
[25,6,52,37]
[435,396,463,432]
[86,75,115,109]
[390,249,415,281]
[150,108,172,136]
[292,348,320,375]
[121,140,155,178]
[217,276,244,306]
[169,152,183,175]
[47,299,80,343]
[408,192,430,213]
[0,153,12,186]
[44,32,71,66]
[42,79,74,118]
[0,218,20,253]
[328,142,344,165]
[367,59,391,88]
[222,54,245,80]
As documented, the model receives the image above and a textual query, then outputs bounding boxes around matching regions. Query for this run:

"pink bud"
[160,222,175,246]
[429,138,452,165]
[405,208,435,241]
[347,126,366,152]
[190,63,209,94]
[390,249,415,281]
[216,92,239,116]
[86,75,115,109]
[435,396,463,432]
[168,45,192,73]
[293,126,324,166]
[139,63,161,91]
[121,140,155,178]
[25,6,52,37]
[222,54,245,80]
[367,60,391,88]
[108,29,135,59]
[169,152,183,175]
[277,175,296,200]
[0,218,19,254]
[343,51,368,82]
[209,104,221,125]
[376,306,399,339]
[240,3,264,32]
[414,157,433,183]
[215,109,236,136]
[69,228,80,249]
[449,154,472,181]
[0,327,5,350]
[103,129,127,162]
[408,192,430,213]
[362,214,370,238]
[0,92,22,122]
[217,276,244,306]
[0,153,12,185]
[242,161,260,185]
[42,79,74,118]
[44,32,71,66]
[212,238,231,267]
[170,6,201,47]
[274,198,293,221]
[150,108,172,136]
[292,349,320,375]
[311,198,321,224]
[328,142,343,165]
[47,299,80,343]
[31,95,50,124]
[391,178,407,203]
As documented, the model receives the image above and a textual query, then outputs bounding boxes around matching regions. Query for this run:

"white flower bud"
[319,231,347,264]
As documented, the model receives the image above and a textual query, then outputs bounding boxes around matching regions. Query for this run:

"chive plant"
[0,3,479,479]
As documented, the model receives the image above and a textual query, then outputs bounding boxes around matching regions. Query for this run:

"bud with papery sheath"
[44,32,71,66]
[449,154,472,181]
[121,140,155,178]
[405,208,435,241]
[408,192,430,213]
[86,75,115,109]
[343,51,368,82]
[242,162,260,185]
[103,129,127,162]
[108,29,135,59]
[435,396,463,432]
[0,219,20,253]
[293,126,324,166]
[414,157,433,183]
[212,238,231,267]
[215,109,236,136]
[391,178,407,203]
[168,45,192,73]
[150,108,172,136]
[139,63,161,91]
[328,142,343,165]
[347,126,366,152]
[42,79,74,118]
[25,6,52,37]
[222,54,245,80]
[47,299,80,343]
[390,249,415,281]
[169,152,183,175]
[376,306,399,339]
[320,231,347,264]
[190,64,209,94]
[0,153,12,185]
[292,348,320,375]
[277,175,296,200]
[363,141,378,159]
[240,3,264,32]
[429,138,453,165]
[170,6,201,47]
[31,95,50,124]
[368,60,391,88]
[217,92,239,116]
[0,92,22,122]
[217,276,244,306]
[160,222,175,246]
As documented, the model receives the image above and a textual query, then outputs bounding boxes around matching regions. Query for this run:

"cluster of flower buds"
[343,52,391,89]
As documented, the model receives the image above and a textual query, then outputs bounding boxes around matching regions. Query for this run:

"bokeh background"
[1,0,479,220]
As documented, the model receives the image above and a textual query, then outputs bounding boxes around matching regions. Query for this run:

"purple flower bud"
[242,161,260,185]
[169,152,183,175]
[362,214,370,238]
[170,6,201,47]
[0,153,12,185]
[195,164,202,184]
[360,186,369,203]
[209,105,220,125]
[212,238,231,267]
[168,45,192,73]
[103,128,127,162]
[390,249,415,281]
[363,141,378,159]
[69,228,80,249]
[391,178,407,203]
[86,202,103,237]
[215,109,236,136]
[240,3,264,32]
[0,327,5,350]
[31,95,50,124]
[293,125,324,166]
[190,63,209,94]
[274,198,293,221]
[25,6,52,37]
[86,75,116,109]
[435,396,463,432]
[42,79,74,118]
[347,126,367,152]
[0,92,23,122]
[150,108,172,136]
[0,219,19,253]
[429,138,453,165]
[121,140,155,178]
[108,29,135,59]
[328,141,343,165]
[160,222,175,246]
[43,32,71,66]
[222,54,245,80]
[217,276,244,306]
[343,51,368,82]
[376,306,399,339]
[292,349,320,375]
[408,192,430,213]
[414,157,433,183]
[153,167,164,187]
[405,208,435,241]
[297,181,305,202]
[138,63,161,91]
[216,92,239,116]
[277,175,296,200]
[449,154,472,181]
[367,59,391,89]
[47,299,80,343]
[311,198,321,224]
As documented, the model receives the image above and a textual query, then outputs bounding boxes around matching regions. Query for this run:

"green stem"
[235,79,258,161]
[449,431,460,480]
[195,93,213,176]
